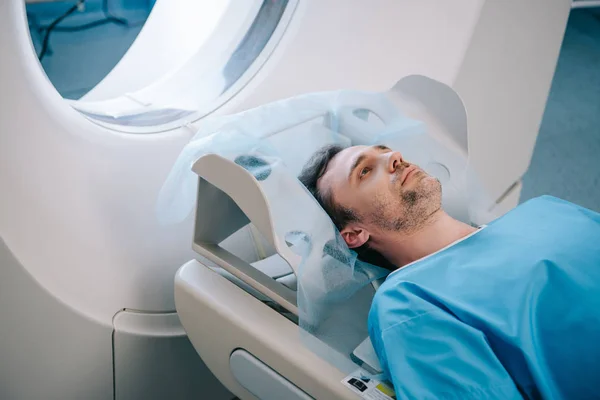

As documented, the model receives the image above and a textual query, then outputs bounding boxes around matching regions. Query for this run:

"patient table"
[173,76,485,399]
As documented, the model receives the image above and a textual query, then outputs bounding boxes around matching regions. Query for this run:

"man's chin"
[399,177,441,203]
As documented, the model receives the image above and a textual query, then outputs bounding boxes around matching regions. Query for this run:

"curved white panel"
[454,0,571,201]
[0,0,195,324]
[82,0,234,101]
[72,0,297,133]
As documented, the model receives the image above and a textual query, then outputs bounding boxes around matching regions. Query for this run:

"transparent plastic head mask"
[157,88,494,373]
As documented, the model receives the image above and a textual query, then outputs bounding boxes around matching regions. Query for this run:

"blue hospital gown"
[368,196,600,399]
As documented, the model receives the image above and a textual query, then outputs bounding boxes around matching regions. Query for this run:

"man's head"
[299,144,442,249]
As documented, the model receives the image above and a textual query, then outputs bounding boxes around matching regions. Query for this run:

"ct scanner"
[0,0,572,399]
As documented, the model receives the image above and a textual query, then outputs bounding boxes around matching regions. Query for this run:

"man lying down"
[298,144,600,400]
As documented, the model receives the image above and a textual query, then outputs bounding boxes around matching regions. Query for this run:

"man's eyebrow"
[347,145,391,180]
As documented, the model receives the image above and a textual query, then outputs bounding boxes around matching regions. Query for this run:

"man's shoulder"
[513,195,594,214]
[502,195,565,217]
[520,195,567,206]
[496,195,600,228]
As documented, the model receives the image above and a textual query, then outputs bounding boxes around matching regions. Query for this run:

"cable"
[36,0,146,61]
[38,0,84,61]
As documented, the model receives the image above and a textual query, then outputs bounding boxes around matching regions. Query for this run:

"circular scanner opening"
[26,0,297,134]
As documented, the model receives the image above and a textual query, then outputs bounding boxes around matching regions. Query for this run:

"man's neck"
[372,211,477,268]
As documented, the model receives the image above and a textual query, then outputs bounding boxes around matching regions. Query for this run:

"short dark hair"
[298,144,358,231]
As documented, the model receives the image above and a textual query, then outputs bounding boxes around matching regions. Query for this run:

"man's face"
[318,145,442,247]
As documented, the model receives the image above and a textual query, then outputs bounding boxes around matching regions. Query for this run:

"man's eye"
[360,167,371,178]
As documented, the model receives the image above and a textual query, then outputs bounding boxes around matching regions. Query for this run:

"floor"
[26,0,152,99]
[520,9,600,211]
[26,5,600,211]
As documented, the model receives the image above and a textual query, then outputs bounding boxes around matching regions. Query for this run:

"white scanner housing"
[0,0,569,398]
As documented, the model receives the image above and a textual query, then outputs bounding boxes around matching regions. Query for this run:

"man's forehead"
[318,145,367,190]
[329,145,367,173]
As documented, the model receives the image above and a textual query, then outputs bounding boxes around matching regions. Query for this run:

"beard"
[370,170,442,233]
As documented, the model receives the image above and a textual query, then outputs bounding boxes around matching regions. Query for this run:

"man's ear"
[340,224,370,249]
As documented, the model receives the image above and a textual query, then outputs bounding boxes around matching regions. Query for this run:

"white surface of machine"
[0,0,570,399]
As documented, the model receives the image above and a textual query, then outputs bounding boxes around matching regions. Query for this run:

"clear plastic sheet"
[156,89,494,372]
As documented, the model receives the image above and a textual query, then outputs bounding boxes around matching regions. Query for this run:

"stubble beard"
[372,171,442,233]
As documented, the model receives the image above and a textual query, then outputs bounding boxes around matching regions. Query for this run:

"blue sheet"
[368,196,600,399]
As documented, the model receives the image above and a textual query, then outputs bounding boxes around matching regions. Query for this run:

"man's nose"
[387,151,403,172]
